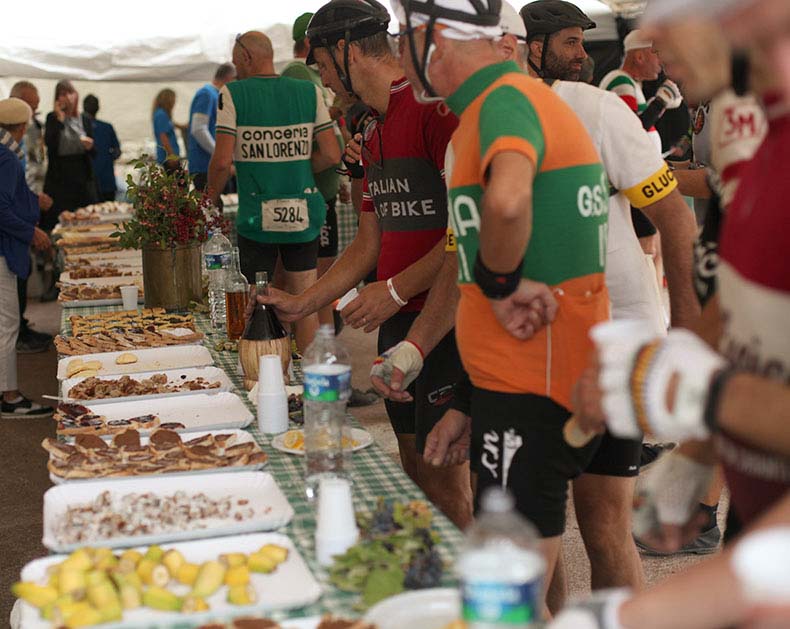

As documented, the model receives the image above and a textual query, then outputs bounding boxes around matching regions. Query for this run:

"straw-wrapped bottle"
[238,272,290,390]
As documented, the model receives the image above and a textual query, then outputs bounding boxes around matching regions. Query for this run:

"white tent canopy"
[1,0,617,82]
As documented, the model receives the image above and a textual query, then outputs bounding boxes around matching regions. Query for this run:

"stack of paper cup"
[315,477,359,566]
[120,285,138,311]
[257,354,289,434]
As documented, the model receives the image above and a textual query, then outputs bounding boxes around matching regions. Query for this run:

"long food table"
[56,304,464,625]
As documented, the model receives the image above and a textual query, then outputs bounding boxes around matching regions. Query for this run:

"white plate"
[49,429,266,485]
[61,297,143,308]
[58,391,253,437]
[43,471,294,552]
[57,345,214,379]
[59,275,144,288]
[61,366,233,404]
[270,427,373,456]
[364,588,460,629]
[63,249,141,262]
[18,532,322,628]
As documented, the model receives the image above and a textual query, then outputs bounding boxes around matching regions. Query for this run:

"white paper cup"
[257,391,289,434]
[315,476,358,565]
[336,288,359,311]
[119,285,138,310]
[259,354,284,394]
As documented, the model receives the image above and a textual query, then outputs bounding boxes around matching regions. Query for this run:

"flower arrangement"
[113,158,224,249]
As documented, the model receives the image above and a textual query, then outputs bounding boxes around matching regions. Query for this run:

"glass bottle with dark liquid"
[224,247,249,340]
[239,271,291,390]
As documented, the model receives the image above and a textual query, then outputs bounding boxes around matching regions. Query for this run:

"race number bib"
[261,198,309,233]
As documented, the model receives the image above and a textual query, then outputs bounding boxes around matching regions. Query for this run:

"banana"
[94,552,119,572]
[58,570,87,597]
[227,583,257,606]
[224,565,250,587]
[41,594,74,621]
[144,545,165,562]
[258,544,289,565]
[219,552,247,568]
[247,552,277,574]
[162,549,185,577]
[142,586,182,612]
[64,604,103,627]
[85,570,110,588]
[86,581,119,609]
[180,595,210,613]
[51,600,92,626]
[97,603,123,623]
[60,548,93,573]
[47,571,59,591]
[190,560,226,598]
[118,581,142,610]
[117,549,143,573]
[176,562,200,586]
[136,558,169,587]
[11,581,58,608]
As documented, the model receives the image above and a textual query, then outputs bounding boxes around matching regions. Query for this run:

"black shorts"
[237,233,319,283]
[582,430,641,477]
[318,199,338,259]
[471,388,601,538]
[631,207,657,238]
[377,311,463,454]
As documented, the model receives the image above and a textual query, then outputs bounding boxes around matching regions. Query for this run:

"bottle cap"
[480,487,515,514]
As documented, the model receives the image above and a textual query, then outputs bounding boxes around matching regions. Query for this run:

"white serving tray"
[49,429,266,485]
[43,471,294,553]
[60,275,144,288]
[18,532,322,629]
[271,427,373,456]
[61,366,233,404]
[59,391,253,436]
[364,588,460,629]
[63,250,142,263]
[57,345,214,380]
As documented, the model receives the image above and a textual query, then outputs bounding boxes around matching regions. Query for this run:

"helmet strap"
[405,1,441,100]
[527,33,551,78]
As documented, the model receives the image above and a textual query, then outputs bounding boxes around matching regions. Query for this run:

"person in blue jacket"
[0,98,54,418]
[83,94,121,201]
[188,62,235,190]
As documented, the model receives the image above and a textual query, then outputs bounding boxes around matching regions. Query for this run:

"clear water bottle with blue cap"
[203,229,231,329]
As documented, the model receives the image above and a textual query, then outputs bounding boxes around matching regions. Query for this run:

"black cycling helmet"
[306,0,391,94]
[398,0,502,100]
[519,0,595,77]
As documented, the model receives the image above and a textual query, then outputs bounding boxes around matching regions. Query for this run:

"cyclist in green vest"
[208,31,341,351]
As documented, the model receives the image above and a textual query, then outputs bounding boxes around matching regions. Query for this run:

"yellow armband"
[622,163,678,208]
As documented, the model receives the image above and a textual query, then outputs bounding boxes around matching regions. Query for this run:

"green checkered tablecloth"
[58,305,463,625]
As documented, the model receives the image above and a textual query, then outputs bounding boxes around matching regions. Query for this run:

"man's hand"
[80,136,94,151]
[632,451,715,553]
[489,279,558,340]
[370,340,424,402]
[656,79,683,109]
[37,192,53,212]
[31,227,51,252]
[344,133,362,164]
[340,281,401,332]
[255,287,310,323]
[423,409,472,468]
[571,362,608,437]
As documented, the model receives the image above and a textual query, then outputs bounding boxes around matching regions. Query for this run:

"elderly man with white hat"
[0,97,53,418]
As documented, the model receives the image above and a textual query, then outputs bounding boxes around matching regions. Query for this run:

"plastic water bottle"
[456,488,546,628]
[203,230,231,328]
[302,325,352,499]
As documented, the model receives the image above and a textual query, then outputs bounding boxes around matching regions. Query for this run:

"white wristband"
[387,277,408,307]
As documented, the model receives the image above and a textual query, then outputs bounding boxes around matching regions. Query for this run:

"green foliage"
[111,157,222,249]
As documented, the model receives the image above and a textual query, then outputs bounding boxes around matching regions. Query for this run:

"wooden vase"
[141,243,202,312]
[239,336,292,391]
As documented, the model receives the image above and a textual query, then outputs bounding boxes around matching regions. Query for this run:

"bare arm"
[390,238,446,302]
[158,132,176,158]
[206,134,234,204]
[405,252,460,355]
[672,167,712,199]
[639,188,701,328]
[311,127,341,173]
[479,152,535,272]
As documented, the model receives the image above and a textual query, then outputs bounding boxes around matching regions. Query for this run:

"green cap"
[292,12,314,42]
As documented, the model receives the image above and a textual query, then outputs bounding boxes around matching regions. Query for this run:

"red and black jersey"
[361,78,458,312]
[716,93,790,526]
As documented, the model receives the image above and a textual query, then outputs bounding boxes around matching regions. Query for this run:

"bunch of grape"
[369,500,396,536]
[404,548,443,589]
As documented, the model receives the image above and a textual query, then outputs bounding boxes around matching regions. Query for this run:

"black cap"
[520,0,595,39]
[306,0,390,64]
